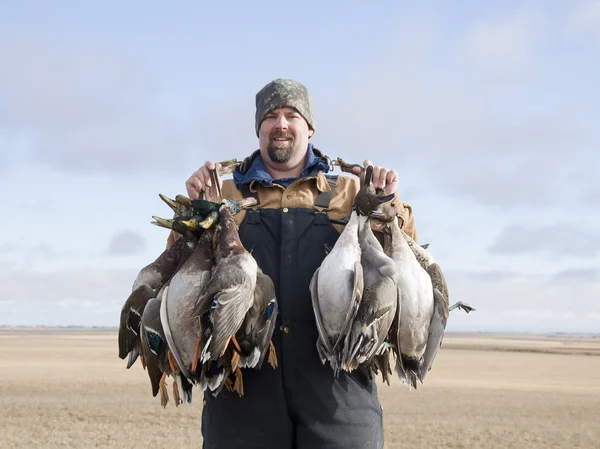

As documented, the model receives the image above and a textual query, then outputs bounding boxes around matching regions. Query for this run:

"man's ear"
[308,128,314,138]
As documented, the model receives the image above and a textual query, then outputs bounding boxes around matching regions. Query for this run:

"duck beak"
[151,216,174,230]
[175,195,193,207]
[364,165,374,186]
[179,217,200,230]
[159,194,179,212]
[376,193,395,204]
[239,197,258,208]
[199,211,219,229]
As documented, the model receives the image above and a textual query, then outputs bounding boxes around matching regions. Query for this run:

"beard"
[267,129,295,163]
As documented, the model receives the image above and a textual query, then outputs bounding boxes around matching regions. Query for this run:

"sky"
[1,1,598,332]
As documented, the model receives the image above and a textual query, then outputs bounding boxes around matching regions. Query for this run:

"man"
[183,79,417,449]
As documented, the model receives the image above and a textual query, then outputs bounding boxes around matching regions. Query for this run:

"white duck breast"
[387,218,434,389]
[309,210,363,373]
[342,214,398,371]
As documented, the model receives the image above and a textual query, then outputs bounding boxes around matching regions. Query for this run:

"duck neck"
[215,207,243,261]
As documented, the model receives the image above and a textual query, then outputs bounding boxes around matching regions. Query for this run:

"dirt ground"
[1,328,598,449]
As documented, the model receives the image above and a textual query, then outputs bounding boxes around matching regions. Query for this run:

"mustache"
[269,130,293,140]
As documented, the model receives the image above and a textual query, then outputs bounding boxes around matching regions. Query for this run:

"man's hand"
[351,159,398,195]
[185,161,223,200]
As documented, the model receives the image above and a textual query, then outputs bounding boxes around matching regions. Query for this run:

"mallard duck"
[140,295,193,407]
[236,267,279,370]
[118,283,156,369]
[192,199,258,397]
[341,166,399,372]
[159,226,214,383]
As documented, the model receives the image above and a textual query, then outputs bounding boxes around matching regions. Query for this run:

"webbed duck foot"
[449,301,475,313]
[159,373,169,408]
[231,350,241,371]
[168,349,178,373]
[233,367,244,397]
[173,380,182,407]
[192,337,202,373]
[224,376,234,392]
[229,335,242,368]
[268,340,278,369]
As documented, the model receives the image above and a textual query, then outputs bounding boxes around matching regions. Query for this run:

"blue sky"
[1,1,599,331]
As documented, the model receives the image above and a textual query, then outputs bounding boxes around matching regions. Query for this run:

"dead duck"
[192,199,258,398]
[236,267,279,370]
[309,198,364,376]
[341,166,399,372]
[377,204,435,389]
[140,295,193,407]
[159,226,215,384]
[196,251,277,399]
[118,283,156,369]
[394,229,475,383]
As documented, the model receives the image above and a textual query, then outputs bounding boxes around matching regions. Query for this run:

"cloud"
[458,270,536,283]
[458,10,542,77]
[0,32,197,174]
[568,1,600,39]
[551,268,599,284]
[108,230,147,256]
[306,11,597,212]
[0,266,136,303]
[489,223,600,258]
[445,269,600,332]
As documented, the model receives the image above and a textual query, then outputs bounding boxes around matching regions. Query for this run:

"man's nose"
[274,115,289,130]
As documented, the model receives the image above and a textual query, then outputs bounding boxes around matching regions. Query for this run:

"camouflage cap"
[255,78,315,136]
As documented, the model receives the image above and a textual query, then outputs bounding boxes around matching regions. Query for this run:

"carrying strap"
[314,174,338,212]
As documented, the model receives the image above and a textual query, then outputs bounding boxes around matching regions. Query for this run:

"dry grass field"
[1,329,598,449]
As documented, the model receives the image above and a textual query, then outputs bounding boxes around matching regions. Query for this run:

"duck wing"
[309,267,334,359]
[426,263,449,303]
[118,283,155,366]
[140,298,168,397]
[344,276,397,369]
[332,260,364,353]
[253,273,279,370]
[196,259,257,361]
[418,288,449,382]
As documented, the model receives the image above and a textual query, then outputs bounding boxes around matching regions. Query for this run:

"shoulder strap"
[314,174,338,211]
[241,185,259,203]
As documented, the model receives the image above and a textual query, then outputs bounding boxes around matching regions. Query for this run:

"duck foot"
[168,349,178,373]
[224,376,234,392]
[449,301,475,313]
[233,367,244,397]
[159,373,169,408]
[231,351,240,371]
[192,337,202,373]
[173,380,182,407]
[268,340,278,369]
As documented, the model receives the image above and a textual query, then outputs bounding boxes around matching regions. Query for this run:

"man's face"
[258,107,314,165]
